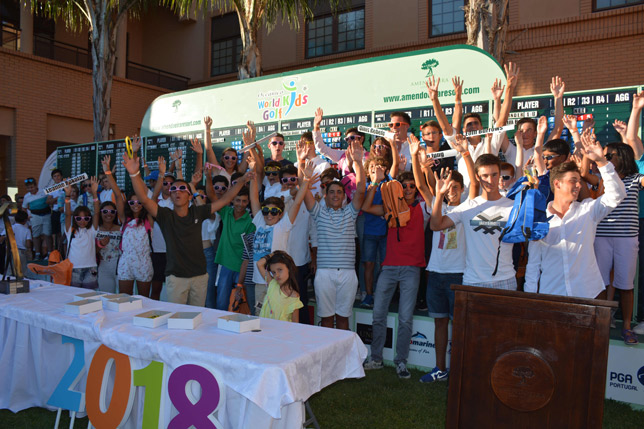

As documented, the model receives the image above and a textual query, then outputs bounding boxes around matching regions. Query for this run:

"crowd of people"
[5,62,644,382]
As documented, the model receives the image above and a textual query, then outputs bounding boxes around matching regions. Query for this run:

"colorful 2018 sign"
[47,335,224,428]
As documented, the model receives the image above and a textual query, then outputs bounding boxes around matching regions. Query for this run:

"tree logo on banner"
[172,100,182,113]
[421,59,439,77]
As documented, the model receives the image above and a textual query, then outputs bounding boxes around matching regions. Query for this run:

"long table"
[0,282,367,428]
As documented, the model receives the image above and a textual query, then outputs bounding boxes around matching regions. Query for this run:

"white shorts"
[594,236,638,290]
[314,268,358,318]
[30,213,52,237]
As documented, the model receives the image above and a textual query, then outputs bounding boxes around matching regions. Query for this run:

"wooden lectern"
[447,285,617,428]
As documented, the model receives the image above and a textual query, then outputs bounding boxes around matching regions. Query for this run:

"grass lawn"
[2,366,643,428]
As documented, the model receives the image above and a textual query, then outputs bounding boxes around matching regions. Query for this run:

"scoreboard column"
[56,143,97,178]
[145,134,200,181]
[97,139,136,195]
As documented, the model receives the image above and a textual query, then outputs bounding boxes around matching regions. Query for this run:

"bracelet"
[93,198,99,202]
[236,283,244,287]
[105,171,112,175]
[129,171,140,178]
[462,151,471,158]
[65,198,71,203]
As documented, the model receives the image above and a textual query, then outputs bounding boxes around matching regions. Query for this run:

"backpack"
[492,180,551,276]
[380,181,410,239]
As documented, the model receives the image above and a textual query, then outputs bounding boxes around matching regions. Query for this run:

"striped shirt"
[310,201,359,269]
[596,173,644,237]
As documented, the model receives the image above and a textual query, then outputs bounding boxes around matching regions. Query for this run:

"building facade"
[1,0,643,194]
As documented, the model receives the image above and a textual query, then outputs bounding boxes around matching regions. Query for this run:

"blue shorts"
[361,234,387,263]
[426,271,462,319]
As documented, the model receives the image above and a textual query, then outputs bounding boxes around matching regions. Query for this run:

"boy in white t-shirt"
[23,177,52,260]
[248,152,312,314]
[431,153,516,290]
[12,210,32,275]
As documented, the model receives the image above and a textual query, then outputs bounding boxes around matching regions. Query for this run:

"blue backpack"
[492,179,551,276]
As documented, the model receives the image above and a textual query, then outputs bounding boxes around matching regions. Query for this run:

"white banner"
[604,340,644,406]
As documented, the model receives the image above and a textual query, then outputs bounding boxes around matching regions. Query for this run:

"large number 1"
[47,336,86,412]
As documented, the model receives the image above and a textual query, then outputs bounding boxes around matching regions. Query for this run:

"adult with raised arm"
[525,132,626,301]
[303,140,366,330]
[122,151,253,307]
[312,107,367,174]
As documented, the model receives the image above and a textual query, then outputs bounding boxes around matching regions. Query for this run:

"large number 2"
[47,336,86,412]
[168,364,224,429]
[86,345,135,429]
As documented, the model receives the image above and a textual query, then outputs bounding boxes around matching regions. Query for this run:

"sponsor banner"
[353,309,396,363]
[407,317,452,371]
[605,340,644,406]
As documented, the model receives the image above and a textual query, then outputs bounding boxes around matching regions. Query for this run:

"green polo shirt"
[214,205,256,272]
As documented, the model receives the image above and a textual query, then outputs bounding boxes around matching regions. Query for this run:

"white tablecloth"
[0,282,367,428]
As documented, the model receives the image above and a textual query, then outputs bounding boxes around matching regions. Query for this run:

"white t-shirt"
[445,130,506,192]
[399,141,412,171]
[23,189,48,214]
[284,195,313,267]
[426,204,465,274]
[252,214,293,284]
[65,225,98,269]
[13,223,32,250]
[446,196,514,284]
[503,143,534,173]
[151,196,173,253]
[309,156,332,197]
[263,180,284,199]
[50,189,66,212]
[201,214,221,243]
[99,189,114,203]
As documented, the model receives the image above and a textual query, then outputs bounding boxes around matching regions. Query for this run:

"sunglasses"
[163,181,173,186]
[101,209,117,214]
[402,183,416,190]
[373,144,387,151]
[261,206,283,216]
[542,154,561,161]
[169,185,190,193]
[605,153,617,161]
[270,140,284,146]
[82,184,90,188]
[265,171,280,176]
[346,135,363,141]
[223,155,237,161]
[127,200,142,206]
[24,179,35,184]
[501,175,512,181]
[74,216,91,222]
[388,122,406,129]
[302,140,314,145]
[281,177,298,184]
[231,180,238,186]
[422,131,440,136]
[194,194,205,199]
[213,185,227,192]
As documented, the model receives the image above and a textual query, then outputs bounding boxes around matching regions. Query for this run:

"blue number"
[47,336,86,412]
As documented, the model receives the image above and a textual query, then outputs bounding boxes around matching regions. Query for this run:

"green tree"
[421,59,439,77]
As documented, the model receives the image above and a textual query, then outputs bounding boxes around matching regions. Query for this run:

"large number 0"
[167,364,224,429]
[133,360,166,429]
[86,345,135,429]
[47,336,86,412]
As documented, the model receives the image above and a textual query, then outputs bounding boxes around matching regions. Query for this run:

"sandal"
[622,329,639,346]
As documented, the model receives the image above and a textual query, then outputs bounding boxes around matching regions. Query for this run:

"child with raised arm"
[257,251,303,322]
[64,177,101,289]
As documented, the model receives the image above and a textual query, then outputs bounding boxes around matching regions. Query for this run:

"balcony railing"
[126,61,189,91]
[1,24,20,51]
[34,34,91,69]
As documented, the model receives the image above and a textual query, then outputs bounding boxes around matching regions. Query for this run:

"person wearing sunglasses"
[263,133,293,168]
[420,120,456,173]
[23,176,52,260]
[361,135,434,378]
[312,107,367,175]
[203,116,250,183]
[498,162,517,196]
[248,155,312,315]
[101,155,154,297]
[96,201,122,294]
[63,176,101,289]
[123,151,253,307]
[387,111,414,172]
[201,174,228,309]
[302,140,366,331]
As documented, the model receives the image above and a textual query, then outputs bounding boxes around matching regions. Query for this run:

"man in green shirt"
[124,153,253,306]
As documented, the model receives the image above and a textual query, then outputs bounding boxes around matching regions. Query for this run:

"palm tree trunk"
[236,4,261,80]
[465,0,508,64]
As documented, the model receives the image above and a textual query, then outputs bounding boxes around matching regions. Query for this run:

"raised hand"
[246,120,256,142]
[350,139,365,161]
[613,119,627,140]
[537,116,548,135]
[242,128,254,147]
[452,76,463,99]
[419,149,435,169]
[157,156,167,176]
[241,170,256,184]
[64,184,72,197]
[399,155,407,170]
[434,168,452,195]
[172,148,183,163]
[562,114,577,132]
[204,163,214,178]
[204,116,213,129]
[132,136,142,154]
[580,130,605,163]
[408,133,421,157]
[569,152,583,170]
[374,165,386,183]
[453,134,469,153]
[550,76,565,99]
[313,107,324,129]
[514,129,524,148]
[303,159,316,179]
[296,138,309,161]
[634,91,644,110]
[190,138,203,154]
[490,78,505,100]
[122,152,140,175]
[581,116,595,134]
[89,176,99,196]
[191,169,203,186]
[101,155,111,173]
[426,76,440,100]
[504,62,520,89]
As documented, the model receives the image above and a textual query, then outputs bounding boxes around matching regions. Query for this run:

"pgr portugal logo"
[257,78,309,121]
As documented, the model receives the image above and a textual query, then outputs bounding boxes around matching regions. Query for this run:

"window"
[306,7,364,58]
[429,0,465,37]
[211,13,242,76]
[594,0,644,11]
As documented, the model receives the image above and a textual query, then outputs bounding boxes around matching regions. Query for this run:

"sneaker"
[633,323,644,335]
[356,290,366,301]
[360,294,374,308]
[420,367,448,383]
[363,359,383,370]
[396,362,411,379]
[416,300,428,312]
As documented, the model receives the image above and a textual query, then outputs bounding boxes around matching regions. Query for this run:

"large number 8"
[167,364,224,429]
[86,345,135,429]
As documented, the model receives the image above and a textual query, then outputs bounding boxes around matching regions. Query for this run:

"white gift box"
[133,310,172,328]
[168,312,203,330]
[218,314,261,333]
[73,291,106,301]
[65,299,103,315]
[101,293,129,302]
[105,297,143,312]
